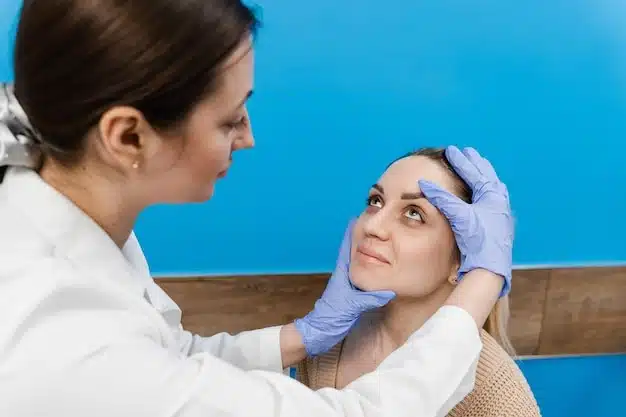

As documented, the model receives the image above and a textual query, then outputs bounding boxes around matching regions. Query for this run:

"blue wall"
[2,1,626,276]
[517,354,626,417]
[140,0,626,274]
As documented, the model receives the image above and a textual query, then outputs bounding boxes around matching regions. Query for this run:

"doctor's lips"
[217,166,229,178]
[355,244,390,264]
[217,165,230,178]
[217,157,233,178]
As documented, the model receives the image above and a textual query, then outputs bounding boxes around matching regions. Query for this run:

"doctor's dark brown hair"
[13,0,259,165]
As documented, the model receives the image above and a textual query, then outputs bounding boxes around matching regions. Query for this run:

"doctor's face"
[349,155,466,299]
[139,39,256,203]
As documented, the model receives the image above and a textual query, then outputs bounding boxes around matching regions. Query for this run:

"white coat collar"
[3,167,151,298]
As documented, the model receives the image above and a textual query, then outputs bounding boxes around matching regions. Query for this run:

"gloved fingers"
[462,147,501,184]
[419,179,467,221]
[445,146,486,192]
[353,290,396,309]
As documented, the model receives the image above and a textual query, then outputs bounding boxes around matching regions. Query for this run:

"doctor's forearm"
[444,268,503,328]
[279,323,307,368]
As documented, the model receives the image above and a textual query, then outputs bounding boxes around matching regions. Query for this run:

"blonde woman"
[297,148,540,417]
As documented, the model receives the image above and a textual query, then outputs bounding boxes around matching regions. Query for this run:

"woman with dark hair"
[0,1,514,416]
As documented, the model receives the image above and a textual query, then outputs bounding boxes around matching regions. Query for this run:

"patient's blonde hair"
[484,296,516,356]
[394,147,516,357]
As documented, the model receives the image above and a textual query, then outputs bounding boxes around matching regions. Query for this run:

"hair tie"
[0,83,42,169]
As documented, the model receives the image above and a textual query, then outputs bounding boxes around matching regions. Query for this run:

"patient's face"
[350,156,461,298]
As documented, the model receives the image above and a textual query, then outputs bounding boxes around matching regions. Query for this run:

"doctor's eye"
[404,206,423,222]
[366,194,383,208]
[224,115,248,131]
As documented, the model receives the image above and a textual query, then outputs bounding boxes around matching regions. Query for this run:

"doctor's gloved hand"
[419,146,514,297]
[294,220,396,357]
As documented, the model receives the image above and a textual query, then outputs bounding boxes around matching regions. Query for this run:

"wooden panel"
[155,266,626,356]
[158,274,328,336]
[537,267,626,355]
[508,269,550,355]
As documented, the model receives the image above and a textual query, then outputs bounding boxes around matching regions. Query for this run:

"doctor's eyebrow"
[370,184,425,200]
[231,90,253,112]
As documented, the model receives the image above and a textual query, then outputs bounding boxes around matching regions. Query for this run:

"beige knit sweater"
[296,329,541,417]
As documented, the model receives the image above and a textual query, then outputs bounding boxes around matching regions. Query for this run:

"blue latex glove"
[294,220,396,356]
[418,146,514,297]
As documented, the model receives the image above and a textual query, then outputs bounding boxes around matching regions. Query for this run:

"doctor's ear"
[96,106,164,172]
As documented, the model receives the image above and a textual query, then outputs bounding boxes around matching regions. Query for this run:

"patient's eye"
[404,206,423,222]
[366,195,383,208]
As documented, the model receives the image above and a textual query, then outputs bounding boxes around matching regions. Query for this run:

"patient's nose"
[362,210,391,241]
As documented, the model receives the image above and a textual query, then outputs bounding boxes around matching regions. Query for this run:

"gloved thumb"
[419,180,466,222]
[337,217,357,264]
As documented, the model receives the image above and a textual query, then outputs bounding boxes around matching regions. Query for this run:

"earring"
[448,275,459,285]
[132,161,139,169]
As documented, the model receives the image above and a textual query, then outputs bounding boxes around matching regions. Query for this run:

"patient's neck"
[336,284,454,388]
[377,285,454,349]
[347,283,454,355]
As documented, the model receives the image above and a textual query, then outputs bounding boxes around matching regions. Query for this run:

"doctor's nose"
[233,110,254,151]
[234,130,254,151]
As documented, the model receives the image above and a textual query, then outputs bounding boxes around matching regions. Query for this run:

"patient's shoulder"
[448,330,541,417]
[477,329,517,373]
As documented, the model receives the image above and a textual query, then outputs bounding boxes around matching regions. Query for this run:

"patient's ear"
[447,273,459,286]
[447,260,461,285]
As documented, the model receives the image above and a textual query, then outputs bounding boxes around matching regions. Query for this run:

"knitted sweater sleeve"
[447,337,541,417]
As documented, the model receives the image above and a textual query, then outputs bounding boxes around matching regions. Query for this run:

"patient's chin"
[349,268,390,292]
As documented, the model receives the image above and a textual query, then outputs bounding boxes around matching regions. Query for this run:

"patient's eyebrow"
[401,191,425,200]
[371,184,424,200]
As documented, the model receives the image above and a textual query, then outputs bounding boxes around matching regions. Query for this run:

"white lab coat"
[0,167,481,417]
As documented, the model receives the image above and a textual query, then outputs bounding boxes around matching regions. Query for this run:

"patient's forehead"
[378,156,459,197]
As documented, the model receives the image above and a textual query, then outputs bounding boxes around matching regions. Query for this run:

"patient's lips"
[355,244,390,265]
